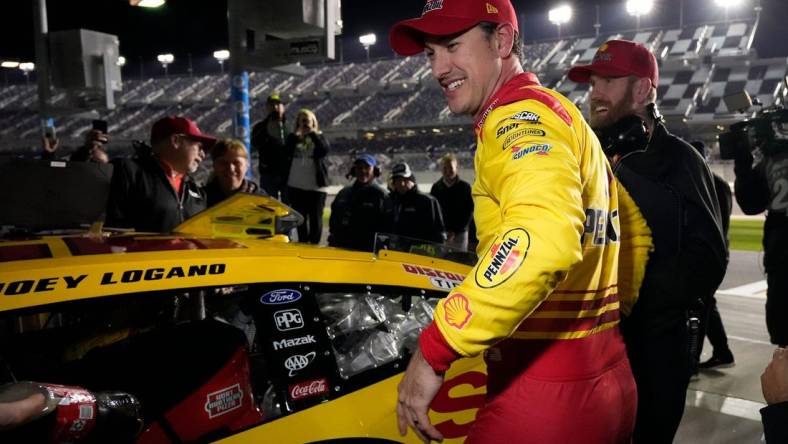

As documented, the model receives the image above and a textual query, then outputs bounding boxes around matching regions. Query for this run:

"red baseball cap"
[150,116,217,147]
[568,40,659,87]
[389,0,518,56]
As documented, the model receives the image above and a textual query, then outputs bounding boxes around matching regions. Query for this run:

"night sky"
[0,0,786,77]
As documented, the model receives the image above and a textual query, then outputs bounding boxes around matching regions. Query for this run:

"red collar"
[474,72,541,132]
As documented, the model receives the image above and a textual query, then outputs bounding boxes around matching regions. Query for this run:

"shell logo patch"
[485,3,498,14]
[475,228,530,288]
[443,293,472,330]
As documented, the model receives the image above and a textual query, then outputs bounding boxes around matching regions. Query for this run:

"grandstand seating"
[1,19,785,160]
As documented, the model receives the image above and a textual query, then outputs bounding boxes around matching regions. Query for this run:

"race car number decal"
[474,228,530,288]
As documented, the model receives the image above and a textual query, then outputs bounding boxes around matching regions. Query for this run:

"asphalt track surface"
[677,250,773,443]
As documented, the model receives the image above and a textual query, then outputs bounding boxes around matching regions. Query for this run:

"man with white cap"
[390,2,651,442]
[568,40,728,443]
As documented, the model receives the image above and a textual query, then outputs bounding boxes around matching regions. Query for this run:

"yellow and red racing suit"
[419,72,652,443]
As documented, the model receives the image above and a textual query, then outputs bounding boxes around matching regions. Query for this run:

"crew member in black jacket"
[761,346,788,443]
[106,116,215,232]
[384,162,445,244]
[430,153,473,250]
[328,154,387,252]
[251,94,288,200]
[733,131,788,346]
[568,40,728,443]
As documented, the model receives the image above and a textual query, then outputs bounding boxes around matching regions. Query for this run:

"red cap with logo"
[389,0,518,56]
[150,116,217,147]
[568,39,659,87]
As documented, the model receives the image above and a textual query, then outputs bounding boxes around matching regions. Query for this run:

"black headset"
[346,164,381,180]
[594,104,663,157]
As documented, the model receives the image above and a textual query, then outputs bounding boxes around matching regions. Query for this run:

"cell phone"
[92,119,108,133]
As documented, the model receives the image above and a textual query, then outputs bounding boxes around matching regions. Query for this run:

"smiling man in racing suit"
[389,0,652,442]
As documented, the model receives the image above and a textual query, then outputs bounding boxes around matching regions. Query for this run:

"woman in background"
[204,138,262,207]
[285,109,330,244]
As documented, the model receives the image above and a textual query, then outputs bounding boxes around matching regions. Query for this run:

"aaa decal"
[502,128,546,149]
[511,144,551,160]
[443,293,472,330]
[474,228,530,288]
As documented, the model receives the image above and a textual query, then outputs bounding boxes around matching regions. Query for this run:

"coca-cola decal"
[260,289,302,305]
[284,351,316,376]
[204,383,243,419]
[289,378,329,401]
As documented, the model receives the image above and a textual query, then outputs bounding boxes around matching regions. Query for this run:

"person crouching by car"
[285,109,331,245]
[328,154,388,252]
[204,138,265,207]
[383,161,445,244]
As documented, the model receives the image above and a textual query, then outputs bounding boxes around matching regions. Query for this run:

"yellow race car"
[0,193,485,444]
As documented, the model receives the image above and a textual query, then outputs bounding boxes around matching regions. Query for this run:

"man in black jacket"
[733,132,788,347]
[251,94,288,200]
[691,140,736,369]
[761,347,788,443]
[568,40,728,443]
[328,154,387,252]
[106,116,215,232]
[430,153,473,250]
[384,162,445,244]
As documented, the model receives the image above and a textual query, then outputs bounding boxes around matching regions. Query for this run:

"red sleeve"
[418,322,461,373]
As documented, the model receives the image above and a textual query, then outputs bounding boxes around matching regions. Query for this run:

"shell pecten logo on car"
[475,228,530,288]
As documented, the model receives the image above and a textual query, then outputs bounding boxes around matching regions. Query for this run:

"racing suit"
[418,72,652,443]
[734,149,788,346]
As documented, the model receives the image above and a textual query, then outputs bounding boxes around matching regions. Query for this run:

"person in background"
[106,116,214,232]
[430,153,473,250]
[42,128,109,163]
[568,40,727,443]
[328,154,388,252]
[761,347,788,443]
[285,108,331,244]
[691,140,735,370]
[251,94,288,200]
[203,138,264,207]
[384,161,445,244]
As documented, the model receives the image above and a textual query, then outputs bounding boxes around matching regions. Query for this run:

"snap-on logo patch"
[474,228,530,288]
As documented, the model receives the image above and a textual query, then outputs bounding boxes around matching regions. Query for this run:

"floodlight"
[626,0,654,16]
[213,50,230,62]
[359,33,377,46]
[548,5,573,25]
[117,56,126,67]
[1,61,19,69]
[19,63,35,72]
[157,53,174,64]
[134,0,165,8]
[714,0,744,7]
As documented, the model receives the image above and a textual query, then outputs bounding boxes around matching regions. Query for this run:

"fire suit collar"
[474,72,541,132]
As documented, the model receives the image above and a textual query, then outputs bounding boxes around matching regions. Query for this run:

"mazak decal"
[402,264,465,291]
[274,308,304,331]
[509,111,541,123]
[495,123,519,138]
[260,289,302,305]
[443,293,472,330]
[273,335,316,351]
[474,228,530,288]
[289,378,329,401]
[511,143,551,160]
[422,0,443,15]
[285,351,316,377]
[204,384,243,419]
[502,128,547,149]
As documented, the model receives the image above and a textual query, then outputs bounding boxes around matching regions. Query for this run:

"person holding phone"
[284,109,331,244]
[70,120,110,163]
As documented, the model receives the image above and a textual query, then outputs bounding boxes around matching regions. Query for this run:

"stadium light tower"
[626,0,654,31]
[548,5,573,39]
[359,33,377,63]
[19,62,34,86]
[157,53,174,78]
[714,0,745,22]
[213,50,230,73]
[130,0,166,8]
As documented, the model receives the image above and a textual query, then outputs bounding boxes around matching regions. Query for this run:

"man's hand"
[762,347,788,405]
[0,393,46,430]
[397,347,445,443]
[42,136,59,154]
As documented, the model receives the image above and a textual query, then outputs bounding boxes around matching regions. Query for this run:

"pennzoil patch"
[474,228,530,288]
